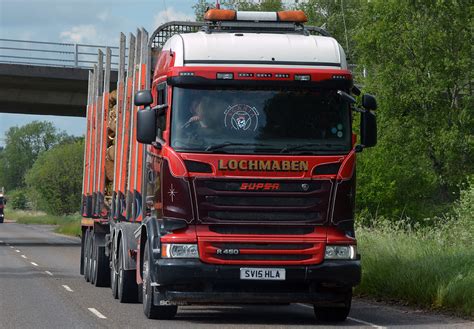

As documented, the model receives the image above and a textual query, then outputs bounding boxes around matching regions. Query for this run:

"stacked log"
[104,90,117,208]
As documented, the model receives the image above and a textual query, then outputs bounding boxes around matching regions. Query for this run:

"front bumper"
[152,259,360,304]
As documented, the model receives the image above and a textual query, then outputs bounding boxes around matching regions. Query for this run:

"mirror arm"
[352,106,365,113]
[151,136,166,150]
[354,144,364,153]
[151,104,168,111]
[150,104,168,117]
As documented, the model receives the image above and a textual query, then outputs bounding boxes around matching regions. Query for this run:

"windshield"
[171,87,351,154]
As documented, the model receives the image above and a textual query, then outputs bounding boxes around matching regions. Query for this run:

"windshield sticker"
[224,104,259,131]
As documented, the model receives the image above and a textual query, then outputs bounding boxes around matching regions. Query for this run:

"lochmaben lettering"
[218,159,308,172]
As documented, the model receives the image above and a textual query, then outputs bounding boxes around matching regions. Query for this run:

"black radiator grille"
[208,225,315,235]
[206,196,318,207]
[208,211,320,221]
[194,179,331,224]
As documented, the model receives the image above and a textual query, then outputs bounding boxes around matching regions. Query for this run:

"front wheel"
[142,240,177,319]
[117,243,138,303]
[314,291,352,322]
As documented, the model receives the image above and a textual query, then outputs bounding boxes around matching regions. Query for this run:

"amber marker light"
[277,10,308,23]
[204,9,237,21]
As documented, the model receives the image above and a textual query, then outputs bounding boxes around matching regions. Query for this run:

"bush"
[8,189,28,210]
[25,140,84,215]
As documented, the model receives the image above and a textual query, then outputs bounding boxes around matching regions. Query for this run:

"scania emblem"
[301,183,309,191]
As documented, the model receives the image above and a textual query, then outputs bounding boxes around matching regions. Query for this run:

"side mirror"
[134,90,153,106]
[360,111,377,148]
[137,108,156,144]
[362,94,377,111]
[337,90,356,104]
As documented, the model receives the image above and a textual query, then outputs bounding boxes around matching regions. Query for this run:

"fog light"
[161,243,199,258]
[325,245,356,260]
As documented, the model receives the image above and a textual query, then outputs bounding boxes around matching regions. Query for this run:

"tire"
[84,230,91,282]
[89,232,95,285]
[111,237,119,299]
[142,240,177,319]
[93,235,110,287]
[117,243,138,303]
[314,291,352,322]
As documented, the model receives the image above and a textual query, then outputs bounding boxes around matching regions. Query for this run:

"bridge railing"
[0,38,125,69]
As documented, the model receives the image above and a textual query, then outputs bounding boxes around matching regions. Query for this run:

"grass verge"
[355,182,474,318]
[355,224,474,317]
[5,209,81,237]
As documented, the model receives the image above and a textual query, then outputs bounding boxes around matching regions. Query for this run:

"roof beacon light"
[204,9,236,21]
[277,11,307,23]
[204,9,307,23]
[236,11,277,21]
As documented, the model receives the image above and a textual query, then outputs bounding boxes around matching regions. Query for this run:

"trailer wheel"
[90,234,97,285]
[89,233,96,285]
[117,243,138,303]
[93,235,110,287]
[111,237,118,299]
[142,240,177,319]
[313,291,352,322]
[84,230,91,282]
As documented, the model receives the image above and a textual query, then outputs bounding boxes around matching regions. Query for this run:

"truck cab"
[134,9,377,321]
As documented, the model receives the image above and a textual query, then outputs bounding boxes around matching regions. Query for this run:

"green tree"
[0,121,72,191]
[294,0,363,61]
[8,189,28,210]
[25,139,84,215]
[354,0,474,218]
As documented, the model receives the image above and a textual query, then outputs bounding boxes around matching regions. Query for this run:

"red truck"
[0,189,5,223]
[80,9,377,322]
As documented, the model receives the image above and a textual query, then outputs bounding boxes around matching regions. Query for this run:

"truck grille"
[208,225,314,235]
[193,179,331,224]
[199,239,324,265]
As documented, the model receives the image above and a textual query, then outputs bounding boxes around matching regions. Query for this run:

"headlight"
[161,244,199,258]
[325,245,357,260]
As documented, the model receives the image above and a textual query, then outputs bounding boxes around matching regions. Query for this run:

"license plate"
[240,268,286,281]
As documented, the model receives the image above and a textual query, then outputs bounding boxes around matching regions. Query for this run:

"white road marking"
[88,308,107,319]
[347,316,387,329]
[21,255,27,259]
[45,271,53,276]
[62,285,73,292]
[15,249,20,253]
[30,262,38,266]
[297,303,386,329]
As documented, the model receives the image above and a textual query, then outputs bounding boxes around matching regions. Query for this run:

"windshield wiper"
[280,143,334,153]
[205,142,273,152]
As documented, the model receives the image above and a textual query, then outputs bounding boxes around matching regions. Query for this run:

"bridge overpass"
[0,39,120,117]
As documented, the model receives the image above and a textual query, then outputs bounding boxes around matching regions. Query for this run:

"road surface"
[0,221,472,329]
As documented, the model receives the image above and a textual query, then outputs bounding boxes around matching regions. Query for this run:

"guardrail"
[0,38,124,69]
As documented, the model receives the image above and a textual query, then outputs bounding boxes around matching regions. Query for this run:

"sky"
[0,0,197,145]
